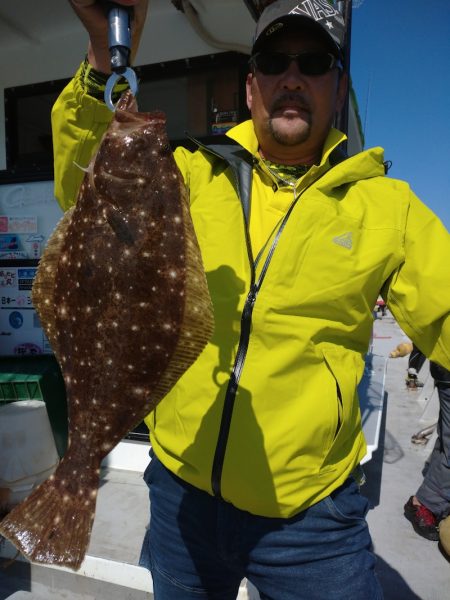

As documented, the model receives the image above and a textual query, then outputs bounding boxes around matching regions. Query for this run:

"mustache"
[270,93,311,113]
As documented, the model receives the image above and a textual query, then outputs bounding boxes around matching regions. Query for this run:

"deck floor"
[1,312,450,599]
[362,313,450,599]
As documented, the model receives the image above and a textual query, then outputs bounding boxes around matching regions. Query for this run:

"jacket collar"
[226,119,347,169]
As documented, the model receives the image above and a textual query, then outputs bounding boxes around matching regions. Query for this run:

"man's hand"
[69,0,149,73]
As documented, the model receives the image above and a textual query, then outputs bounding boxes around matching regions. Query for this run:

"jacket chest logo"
[333,232,353,250]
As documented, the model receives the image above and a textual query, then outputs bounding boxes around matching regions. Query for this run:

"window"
[1,52,250,183]
[3,80,68,182]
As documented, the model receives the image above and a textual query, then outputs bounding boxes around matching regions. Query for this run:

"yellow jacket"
[52,67,450,518]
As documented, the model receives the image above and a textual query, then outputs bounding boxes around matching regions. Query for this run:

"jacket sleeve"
[386,188,450,370]
[51,62,114,212]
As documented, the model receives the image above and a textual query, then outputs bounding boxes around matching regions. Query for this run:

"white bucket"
[0,400,59,510]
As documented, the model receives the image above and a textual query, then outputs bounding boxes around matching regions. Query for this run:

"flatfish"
[0,91,213,569]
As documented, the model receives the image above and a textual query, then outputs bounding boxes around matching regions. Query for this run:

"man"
[404,355,450,541]
[55,1,450,598]
[391,341,450,540]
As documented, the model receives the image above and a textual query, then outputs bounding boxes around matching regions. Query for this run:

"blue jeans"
[139,454,382,599]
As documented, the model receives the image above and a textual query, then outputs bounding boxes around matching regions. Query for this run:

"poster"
[0,264,52,355]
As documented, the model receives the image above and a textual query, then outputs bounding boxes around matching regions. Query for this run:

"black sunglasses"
[249,51,342,77]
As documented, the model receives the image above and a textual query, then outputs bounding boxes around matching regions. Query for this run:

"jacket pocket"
[320,345,361,472]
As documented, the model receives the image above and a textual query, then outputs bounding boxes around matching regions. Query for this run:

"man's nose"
[281,60,307,88]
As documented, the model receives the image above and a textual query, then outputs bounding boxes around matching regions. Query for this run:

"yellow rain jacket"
[52,67,450,518]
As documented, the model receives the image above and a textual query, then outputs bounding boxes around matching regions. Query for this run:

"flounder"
[0,91,213,569]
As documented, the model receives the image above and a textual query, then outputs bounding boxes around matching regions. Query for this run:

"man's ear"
[246,72,254,111]
[336,71,349,113]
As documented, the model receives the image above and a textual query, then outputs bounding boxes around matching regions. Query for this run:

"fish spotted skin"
[0,92,213,569]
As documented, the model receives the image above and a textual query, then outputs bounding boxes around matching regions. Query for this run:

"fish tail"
[0,463,99,570]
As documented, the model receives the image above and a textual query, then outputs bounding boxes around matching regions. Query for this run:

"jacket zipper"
[211,185,300,499]
[211,281,257,497]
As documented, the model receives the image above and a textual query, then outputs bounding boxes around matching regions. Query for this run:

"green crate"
[0,356,67,457]
[0,373,44,402]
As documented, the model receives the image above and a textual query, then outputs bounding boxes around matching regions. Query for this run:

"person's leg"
[416,385,450,518]
[406,346,427,388]
[243,478,382,600]
[139,455,243,600]
[408,345,427,374]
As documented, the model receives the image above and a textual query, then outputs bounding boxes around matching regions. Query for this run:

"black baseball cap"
[252,0,346,57]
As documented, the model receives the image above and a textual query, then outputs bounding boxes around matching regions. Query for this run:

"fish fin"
[145,182,214,408]
[0,467,98,571]
[32,207,75,358]
[73,161,90,173]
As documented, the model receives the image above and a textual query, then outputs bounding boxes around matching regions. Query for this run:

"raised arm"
[69,0,149,73]
[51,1,149,210]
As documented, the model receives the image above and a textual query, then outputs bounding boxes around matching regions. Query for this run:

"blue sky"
[349,0,450,230]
